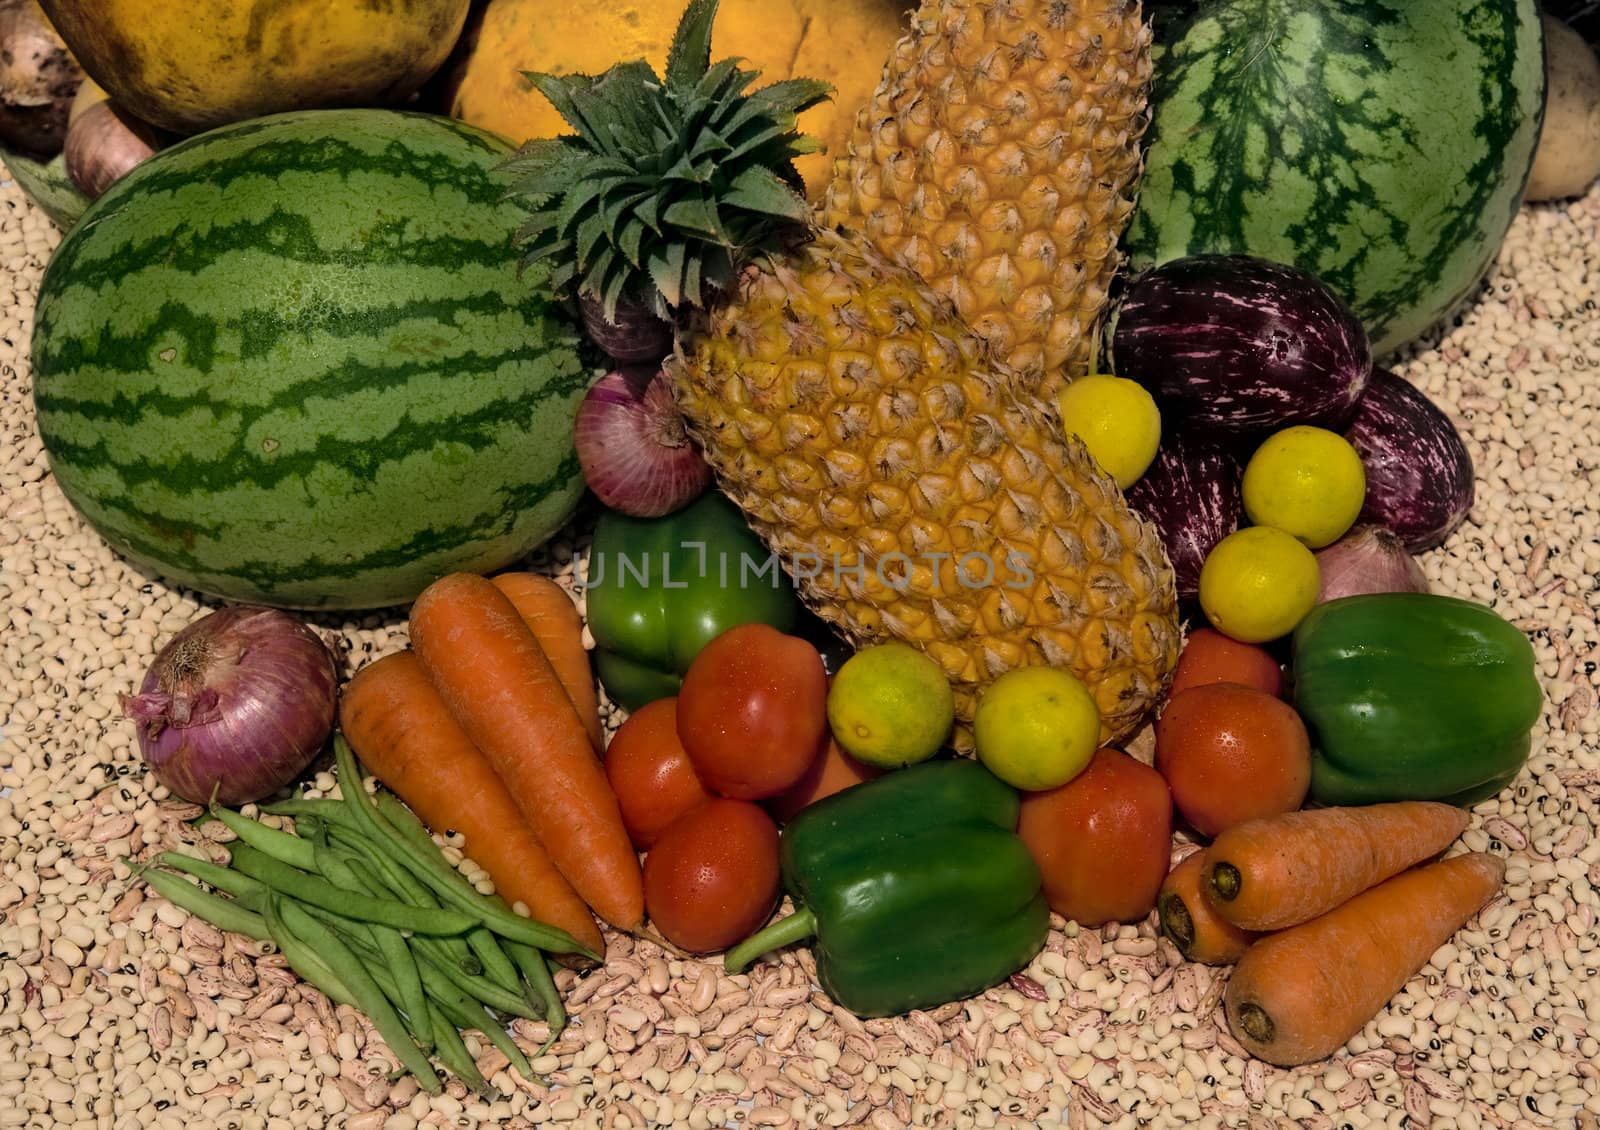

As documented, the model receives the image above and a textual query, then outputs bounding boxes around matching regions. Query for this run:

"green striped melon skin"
[2,147,90,230]
[1125,0,1545,357]
[32,109,590,610]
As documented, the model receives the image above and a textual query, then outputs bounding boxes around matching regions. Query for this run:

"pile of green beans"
[132,736,597,1095]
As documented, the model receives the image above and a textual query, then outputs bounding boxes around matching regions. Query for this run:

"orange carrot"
[339,651,605,958]
[1157,851,1260,966]
[1224,852,1505,1066]
[1203,802,1471,931]
[490,572,604,752]
[410,573,644,932]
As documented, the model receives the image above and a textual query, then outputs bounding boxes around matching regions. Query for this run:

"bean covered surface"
[2,178,1600,1129]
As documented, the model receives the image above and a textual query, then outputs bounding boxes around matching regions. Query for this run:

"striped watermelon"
[1125,0,1545,357]
[32,109,591,610]
[2,147,90,230]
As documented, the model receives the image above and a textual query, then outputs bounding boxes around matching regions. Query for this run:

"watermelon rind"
[2,146,90,230]
[1126,0,1546,357]
[31,108,591,610]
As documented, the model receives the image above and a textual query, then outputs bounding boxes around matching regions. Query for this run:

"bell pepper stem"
[723,908,817,975]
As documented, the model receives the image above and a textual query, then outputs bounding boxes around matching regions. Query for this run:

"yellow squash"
[38,0,471,134]
[443,0,912,199]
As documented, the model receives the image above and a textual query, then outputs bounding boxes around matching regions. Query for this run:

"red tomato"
[604,698,713,850]
[1017,748,1174,927]
[643,798,780,954]
[1154,683,1311,837]
[764,734,884,825]
[1167,628,1284,701]
[676,623,829,800]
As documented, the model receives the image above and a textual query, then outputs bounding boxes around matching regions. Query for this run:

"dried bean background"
[2,174,1599,1130]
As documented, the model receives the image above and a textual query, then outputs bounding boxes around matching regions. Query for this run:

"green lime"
[973,666,1101,792]
[1198,526,1321,643]
[1056,374,1163,489]
[826,643,955,769]
[1242,425,1367,548]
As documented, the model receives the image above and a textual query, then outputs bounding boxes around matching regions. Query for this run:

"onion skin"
[1344,368,1475,552]
[1315,526,1431,604]
[579,292,675,364]
[1127,427,1244,602]
[574,365,712,517]
[63,94,165,198]
[0,0,83,158]
[122,606,339,806]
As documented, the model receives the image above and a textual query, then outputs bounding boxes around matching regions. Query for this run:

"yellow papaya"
[38,0,471,134]
[441,0,912,200]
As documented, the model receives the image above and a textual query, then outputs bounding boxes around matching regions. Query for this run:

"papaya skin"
[38,0,471,135]
[442,0,913,199]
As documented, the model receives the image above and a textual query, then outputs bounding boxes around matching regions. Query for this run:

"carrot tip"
[1208,862,1242,902]
[1235,1001,1275,1046]
[1158,893,1197,955]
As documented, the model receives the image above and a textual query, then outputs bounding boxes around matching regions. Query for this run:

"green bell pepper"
[723,759,1049,1018]
[1292,593,1544,807]
[584,492,801,711]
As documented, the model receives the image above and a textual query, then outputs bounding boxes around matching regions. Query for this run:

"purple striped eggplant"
[1106,255,1373,433]
[1126,427,1244,602]
[1344,368,1475,552]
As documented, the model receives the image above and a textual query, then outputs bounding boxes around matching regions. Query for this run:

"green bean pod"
[209,805,317,871]
[370,792,546,1001]
[229,842,477,936]
[271,897,441,1093]
[154,852,271,911]
[467,927,524,999]
[314,843,432,1049]
[257,897,359,1011]
[261,797,356,824]
[410,938,541,1020]
[427,1002,490,1094]
[432,987,537,1084]
[329,831,480,975]
[333,738,597,959]
[507,940,567,1039]
[132,865,270,942]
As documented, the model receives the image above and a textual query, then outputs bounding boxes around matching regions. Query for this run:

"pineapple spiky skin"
[821,0,1153,399]
[502,0,1176,741]
[670,228,1179,744]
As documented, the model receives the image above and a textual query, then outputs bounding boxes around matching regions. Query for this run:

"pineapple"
[822,0,1154,400]
[504,0,1178,742]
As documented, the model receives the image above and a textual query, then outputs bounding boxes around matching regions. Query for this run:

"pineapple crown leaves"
[499,0,833,321]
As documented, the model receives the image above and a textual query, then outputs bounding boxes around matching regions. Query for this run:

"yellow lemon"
[1055,374,1163,489]
[1198,526,1321,643]
[1242,426,1367,548]
[973,667,1101,792]
[826,643,955,769]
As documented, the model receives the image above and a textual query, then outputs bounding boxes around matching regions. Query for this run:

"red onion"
[1315,526,1431,604]
[63,93,167,199]
[121,606,339,805]
[574,365,712,517]
[579,292,675,363]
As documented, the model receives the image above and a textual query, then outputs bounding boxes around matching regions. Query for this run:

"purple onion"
[122,606,339,805]
[574,365,712,517]
[1344,368,1475,552]
[64,97,168,200]
[1126,427,1244,602]
[1315,525,1431,604]
[579,292,675,363]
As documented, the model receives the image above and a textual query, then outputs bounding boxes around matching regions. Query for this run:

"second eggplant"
[1105,254,1372,434]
